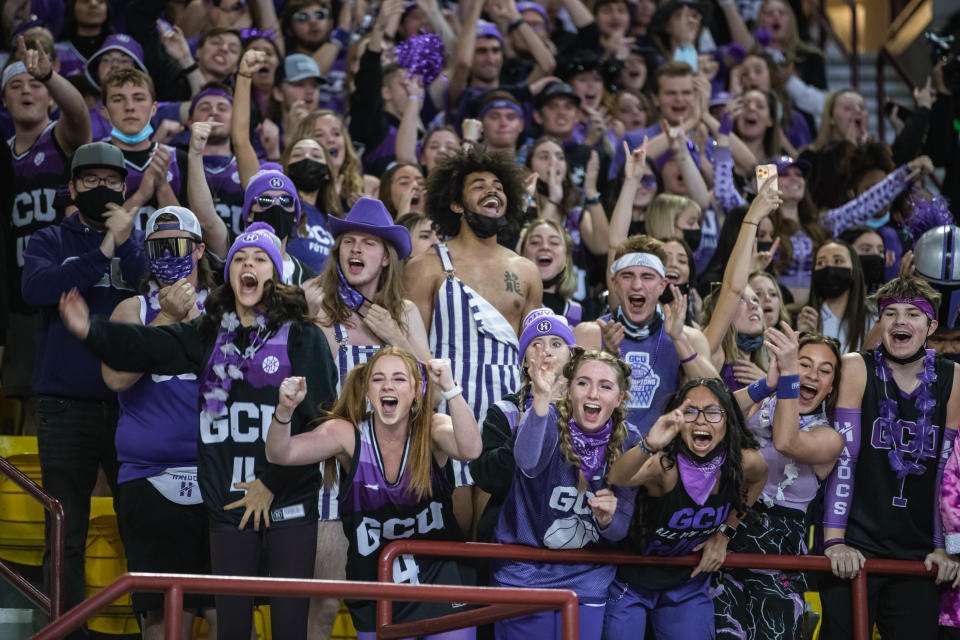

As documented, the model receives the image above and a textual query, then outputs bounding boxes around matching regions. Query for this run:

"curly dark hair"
[199,277,311,339]
[629,378,760,551]
[424,147,528,238]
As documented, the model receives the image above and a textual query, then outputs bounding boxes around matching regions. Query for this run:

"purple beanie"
[224,222,284,281]
[242,168,302,221]
[519,308,576,359]
[477,20,503,44]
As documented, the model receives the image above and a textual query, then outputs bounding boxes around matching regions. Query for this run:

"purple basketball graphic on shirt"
[624,351,661,409]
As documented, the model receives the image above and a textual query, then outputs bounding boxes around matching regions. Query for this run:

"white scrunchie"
[609,252,666,277]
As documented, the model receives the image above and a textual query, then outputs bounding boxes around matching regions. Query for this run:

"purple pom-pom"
[906,189,954,239]
[725,43,746,63]
[396,32,445,86]
[755,28,772,48]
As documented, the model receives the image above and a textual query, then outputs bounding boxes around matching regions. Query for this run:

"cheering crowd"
[3,0,960,638]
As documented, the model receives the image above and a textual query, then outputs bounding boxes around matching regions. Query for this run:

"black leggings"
[819,572,939,640]
[209,521,318,640]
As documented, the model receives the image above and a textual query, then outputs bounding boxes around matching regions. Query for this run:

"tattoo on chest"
[504,271,522,295]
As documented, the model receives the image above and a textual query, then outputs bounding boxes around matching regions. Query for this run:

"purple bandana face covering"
[336,262,372,316]
[568,418,613,480]
[677,451,726,505]
[149,254,194,284]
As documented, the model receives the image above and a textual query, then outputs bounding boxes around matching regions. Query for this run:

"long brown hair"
[808,239,871,352]
[518,219,577,300]
[326,347,436,499]
[809,89,861,151]
[291,109,366,206]
[797,333,841,413]
[525,136,580,216]
[555,349,632,492]
[316,234,408,328]
[200,277,311,339]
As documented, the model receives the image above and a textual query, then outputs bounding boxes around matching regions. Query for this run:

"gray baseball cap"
[283,54,321,83]
[71,142,128,178]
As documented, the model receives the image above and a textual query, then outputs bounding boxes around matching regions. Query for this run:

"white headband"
[609,252,666,277]
[1,62,28,92]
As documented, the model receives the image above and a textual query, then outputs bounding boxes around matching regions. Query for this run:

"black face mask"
[682,228,701,251]
[756,240,774,253]
[859,254,885,287]
[536,179,551,196]
[286,159,330,192]
[812,266,853,299]
[253,205,296,240]
[75,186,125,223]
[464,209,508,239]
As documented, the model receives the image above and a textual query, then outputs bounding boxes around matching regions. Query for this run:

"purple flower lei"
[200,310,270,419]
[873,346,938,480]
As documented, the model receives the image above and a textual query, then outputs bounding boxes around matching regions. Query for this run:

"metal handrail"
[0,455,64,620]
[810,0,860,88]
[377,540,938,640]
[31,573,579,640]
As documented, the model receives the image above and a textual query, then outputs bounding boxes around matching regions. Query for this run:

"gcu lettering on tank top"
[620,468,736,590]
[121,142,184,232]
[846,351,954,559]
[338,419,466,630]
[600,313,680,435]
[198,322,318,529]
[430,243,520,484]
[7,122,67,312]
[116,289,208,506]
[316,324,382,521]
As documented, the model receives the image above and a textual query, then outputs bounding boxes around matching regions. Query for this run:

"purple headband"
[878,297,936,320]
[478,99,524,119]
[240,27,276,41]
[189,88,233,117]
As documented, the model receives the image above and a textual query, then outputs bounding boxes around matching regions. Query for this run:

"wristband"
[181,62,198,75]
[777,374,800,399]
[680,351,698,364]
[718,111,734,135]
[507,18,526,33]
[330,27,350,50]
[37,68,53,83]
[238,71,253,79]
[639,437,658,455]
[273,412,292,425]
[744,221,758,226]
[747,377,775,403]
[823,538,845,549]
[441,383,462,401]
[584,194,601,206]
[408,94,424,100]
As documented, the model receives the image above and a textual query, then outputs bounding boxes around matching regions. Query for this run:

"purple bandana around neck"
[336,262,372,316]
[677,451,726,505]
[568,417,612,480]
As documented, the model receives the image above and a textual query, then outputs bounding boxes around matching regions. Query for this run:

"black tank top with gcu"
[847,350,955,560]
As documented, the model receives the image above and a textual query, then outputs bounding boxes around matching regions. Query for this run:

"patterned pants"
[712,505,808,640]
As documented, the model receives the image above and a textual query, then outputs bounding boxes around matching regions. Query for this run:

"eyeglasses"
[293,8,330,22]
[639,174,657,189]
[255,194,296,211]
[78,174,124,190]
[682,406,726,423]
[146,237,195,259]
[99,55,134,66]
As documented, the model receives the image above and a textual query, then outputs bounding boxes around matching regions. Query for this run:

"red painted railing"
[378,540,939,640]
[0,455,64,620]
[31,573,579,640]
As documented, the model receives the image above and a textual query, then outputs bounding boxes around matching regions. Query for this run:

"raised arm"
[265,376,356,466]
[448,0,483,110]
[429,359,483,462]
[608,400,689,488]
[823,157,931,234]
[395,76,425,165]
[702,179,781,359]
[608,138,648,259]
[489,0,555,75]
[232,50,265,187]
[186,120,229,257]
[710,119,749,213]
[514,347,564,476]
[578,150,609,255]
[17,37,92,156]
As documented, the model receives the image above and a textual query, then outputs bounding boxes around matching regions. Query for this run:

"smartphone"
[157,18,174,34]
[756,163,778,192]
[883,100,913,121]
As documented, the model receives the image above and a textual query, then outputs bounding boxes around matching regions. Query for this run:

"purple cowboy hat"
[327,197,412,259]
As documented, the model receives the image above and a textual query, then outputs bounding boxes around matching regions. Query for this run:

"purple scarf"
[678,451,726,505]
[569,418,612,480]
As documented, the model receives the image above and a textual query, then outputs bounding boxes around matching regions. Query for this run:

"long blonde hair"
[326,347,436,499]
[518,219,577,300]
[292,110,366,206]
[317,234,408,328]
[699,288,770,370]
[555,350,632,492]
[809,88,861,151]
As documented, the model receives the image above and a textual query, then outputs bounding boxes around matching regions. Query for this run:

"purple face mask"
[336,262,372,316]
[149,254,195,284]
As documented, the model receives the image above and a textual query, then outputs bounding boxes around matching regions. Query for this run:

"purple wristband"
[680,351,698,364]
[747,377,775,403]
[824,538,845,549]
[718,111,734,135]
